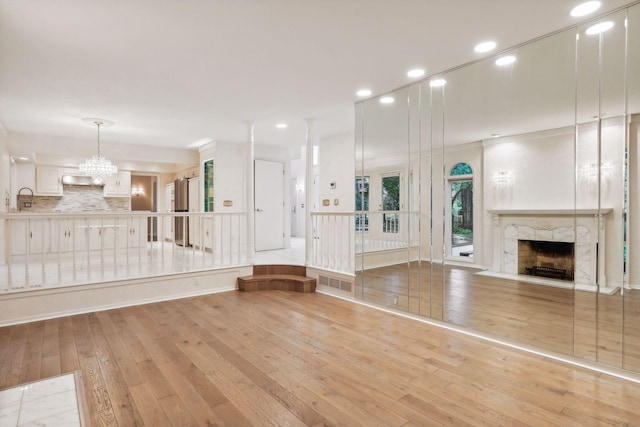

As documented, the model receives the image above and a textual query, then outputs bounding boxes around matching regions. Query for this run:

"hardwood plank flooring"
[356,262,620,358]
[1,290,640,426]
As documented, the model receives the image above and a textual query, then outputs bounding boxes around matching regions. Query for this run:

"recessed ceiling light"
[571,1,601,17]
[356,89,372,97]
[495,55,517,66]
[379,96,395,104]
[276,123,288,129]
[585,21,614,35]
[491,133,501,138]
[429,78,446,87]
[407,68,425,78]
[474,41,497,53]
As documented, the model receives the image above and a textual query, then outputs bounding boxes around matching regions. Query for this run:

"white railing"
[1,212,249,292]
[310,212,355,274]
[355,211,420,253]
[309,211,421,274]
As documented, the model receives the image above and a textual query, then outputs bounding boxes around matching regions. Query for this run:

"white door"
[290,178,297,237]
[255,159,284,251]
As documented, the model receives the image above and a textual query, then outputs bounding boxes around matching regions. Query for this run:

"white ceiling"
[0,0,635,163]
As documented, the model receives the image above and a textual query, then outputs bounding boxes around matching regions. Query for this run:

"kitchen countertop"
[0,211,149,218]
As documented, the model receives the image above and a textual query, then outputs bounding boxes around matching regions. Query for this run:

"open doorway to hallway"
[254,145,308,266]
[131,174,158,241]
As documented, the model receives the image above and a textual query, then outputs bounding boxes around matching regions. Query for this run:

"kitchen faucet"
[17,187,34,211]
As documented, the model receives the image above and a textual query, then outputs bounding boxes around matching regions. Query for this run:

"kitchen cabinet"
[10,219,46,255]
[121,216,146,248]
[103,171,131,197]
[13,163,35,197]
[51,219,80,253]
[35,166,63,196]
[79,220,122,251]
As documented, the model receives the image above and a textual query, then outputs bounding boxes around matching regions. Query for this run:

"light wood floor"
[357,262,640,371]
[2,290,640,426]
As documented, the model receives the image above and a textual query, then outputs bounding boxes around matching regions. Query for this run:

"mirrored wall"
[355,1,640,372]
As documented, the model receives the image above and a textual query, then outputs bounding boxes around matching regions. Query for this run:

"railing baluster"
[3,211,251,291]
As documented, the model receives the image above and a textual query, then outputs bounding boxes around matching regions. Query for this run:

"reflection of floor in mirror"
[356,262,640,370]
[476,270,620,295]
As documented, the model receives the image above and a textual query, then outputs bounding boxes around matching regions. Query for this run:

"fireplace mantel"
[487,208,610,289]
[487,209,612,216]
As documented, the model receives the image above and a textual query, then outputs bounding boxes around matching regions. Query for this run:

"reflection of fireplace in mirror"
[518,240,574,281]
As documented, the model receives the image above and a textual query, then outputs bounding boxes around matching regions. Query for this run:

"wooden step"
[237,264,316,293]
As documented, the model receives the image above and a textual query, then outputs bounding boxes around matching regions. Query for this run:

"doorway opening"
[131,174,158,242]
[448,163,473,258]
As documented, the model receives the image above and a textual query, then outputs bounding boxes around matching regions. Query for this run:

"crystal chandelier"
[79,118,117,182]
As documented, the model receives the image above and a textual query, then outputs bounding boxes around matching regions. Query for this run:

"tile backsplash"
[22,185,130,212]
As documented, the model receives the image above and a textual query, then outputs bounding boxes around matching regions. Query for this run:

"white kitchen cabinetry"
[11,219,46,255]
[35,166,63,196]
[51,219,79,253]
[79,219,122,251]
[121,216,146,248]
[13,163,35,194]
[103,171,131,197]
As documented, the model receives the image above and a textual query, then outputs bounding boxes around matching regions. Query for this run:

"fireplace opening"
[518,240,574,281]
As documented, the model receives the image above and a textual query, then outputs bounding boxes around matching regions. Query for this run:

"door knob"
[256,208,263,212]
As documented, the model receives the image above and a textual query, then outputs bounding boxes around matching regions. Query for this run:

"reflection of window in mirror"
[355,177,369,232]
[381,174,401,234]
[204,159,214,212]
[449,163,473,258]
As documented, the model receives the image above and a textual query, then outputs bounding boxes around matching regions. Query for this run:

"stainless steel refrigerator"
[174,178,189,246]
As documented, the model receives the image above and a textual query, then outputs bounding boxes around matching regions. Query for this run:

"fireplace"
[518,240,574,281]
[486,209,612,289]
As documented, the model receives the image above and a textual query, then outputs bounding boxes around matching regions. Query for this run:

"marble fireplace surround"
[486,209,613,292]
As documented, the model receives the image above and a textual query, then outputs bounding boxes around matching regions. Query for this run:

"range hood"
[62,174,105,186]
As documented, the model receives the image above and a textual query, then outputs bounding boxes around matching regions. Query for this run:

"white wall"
[483,127,575,211]
[482,120,626,287]
[205,141,249,213]
[0,125,9,264]
[290,146,306,236]
[318,132,355,212]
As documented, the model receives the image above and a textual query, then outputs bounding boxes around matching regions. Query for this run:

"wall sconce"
[131,186,145,196]
[580,162,613,180]
[493,170,513,185]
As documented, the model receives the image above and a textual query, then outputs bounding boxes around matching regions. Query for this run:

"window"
[355,177,369,232]
[381,174,400,233]
[204,159,214,212]
[449,163,473,257]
